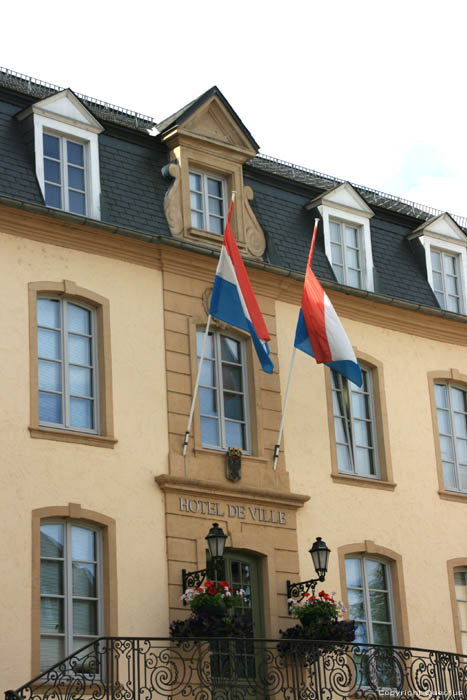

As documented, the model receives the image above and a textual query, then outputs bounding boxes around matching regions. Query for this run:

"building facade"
[0,67,466,692]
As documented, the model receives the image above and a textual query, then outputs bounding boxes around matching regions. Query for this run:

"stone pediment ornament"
[243,186,266,258]
[162,162,183,238]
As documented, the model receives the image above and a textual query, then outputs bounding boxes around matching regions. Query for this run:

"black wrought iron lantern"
[181,523,227,601]
[206,522,227,561]
[286,536,331,613]
[309,537,331,581]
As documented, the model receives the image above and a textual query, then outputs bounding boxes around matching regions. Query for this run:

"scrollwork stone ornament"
[243,185,266,258]
[162,161,184,238]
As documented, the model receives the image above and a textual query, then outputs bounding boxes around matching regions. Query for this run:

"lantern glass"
[310,537,330,578]
[206,522,227,560]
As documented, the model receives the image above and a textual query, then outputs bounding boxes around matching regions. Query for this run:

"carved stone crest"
[226,446,242,482]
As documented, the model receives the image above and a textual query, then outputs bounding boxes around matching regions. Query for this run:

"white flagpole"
[182,314,212,456]
[273,347,297,471]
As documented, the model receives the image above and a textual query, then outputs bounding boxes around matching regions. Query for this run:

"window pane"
[370,591,391,622]
[73,562,96,597]
[40,597,64,633]
[191,210,204,229]
[457,602,467,628]
[44,183,62,209]
[330,222,341,242]
[431,250,442,271]
[345,227,359,247]
[39,392,62,424]
[67,141,84,167]
[70,397,93,429]
[43,133,60,159]
[372,623,393,645]
[224,393,244,421]
[41,560,63,595]
[334,416,348,443]
[209,216,224,235]
[225,420,244,449]
[69,190,86,215]
[451,388,467,413]
[197,331,214,359]
[437,408,451,435]
[455,571,467,599]
[345,558,362,587]
[435,384,448,409]
[207,178,222,197]
[68,334,91,365]
[443,461,457,490]
[41,524,64,557]
[351,392,369,420]
[459,465,467,491]
[432,271,443,291]
[337,444,352,471]
[347,248,360,269]
[38,328,61,360]
[189,172,201,191]
[208,197,223,216]
[44,158,61,184]
[68,165,85,191]
[222,364,242,392]
[69,366,92,397]
[37,299,60,328]
[447,295,460,313]
[356,447,374,475]
[354,419,372,447]
[199,387,217,416]
[221,337,240,363]
[68,305,91,338]
[366,560,387,590]
[40,637,64,672]
[446,275,459,296]
[73,600,97,635]
[333,264,344,283]
[354,621,368,643]
[439,435,454,462]
[200,416,219,446]
[200,358,215,387]
[39,360,62,392]
[190,191,202,210]
[454,413,467,438]
[348,588,365,619]
[72,526,96,561]
[331,243,343,265]
[444,255,457,275]
[347,268,361,288]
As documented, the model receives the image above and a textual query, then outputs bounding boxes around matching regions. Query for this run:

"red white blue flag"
[294,221,362,387]
[210,200,274,374]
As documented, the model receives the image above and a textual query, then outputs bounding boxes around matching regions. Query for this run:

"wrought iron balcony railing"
[5,637,467,700]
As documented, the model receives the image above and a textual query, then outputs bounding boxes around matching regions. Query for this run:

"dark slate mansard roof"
[0,68,464,315]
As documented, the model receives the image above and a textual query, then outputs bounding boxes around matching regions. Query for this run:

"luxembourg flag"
[294,220,362,387]
[210,199,274,374]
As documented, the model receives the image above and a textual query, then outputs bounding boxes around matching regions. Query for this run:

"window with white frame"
[330,221,363,288]
[434,383,467,493]
[43,132,87,215]
[332,368,378,478]
[346,557,397,688]
[40,521,102,671]
[454,568,467,655]
[430,249,462,313]
[37,297,98,433]
[197,330,249,452]
[190,171,226,235]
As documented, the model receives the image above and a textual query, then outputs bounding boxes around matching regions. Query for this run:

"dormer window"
[16,89,103,220]
[43,133,86,215]
[407,213,467,315]
[189,171,226,235]
[306,182,375,292]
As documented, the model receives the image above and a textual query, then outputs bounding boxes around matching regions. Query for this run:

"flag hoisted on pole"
[183,193,273,457]
[273,218,361,470]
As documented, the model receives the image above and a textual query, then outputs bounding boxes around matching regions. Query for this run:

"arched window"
[447,559,467,655]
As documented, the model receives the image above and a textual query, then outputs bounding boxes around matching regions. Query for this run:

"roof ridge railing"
[0,66,155,130]
[253,153,467,230]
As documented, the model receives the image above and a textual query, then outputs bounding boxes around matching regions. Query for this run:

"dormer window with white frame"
[17,89,103,220]
[306,182,375,292]
[189,170,227,235]
[408,213,467,315]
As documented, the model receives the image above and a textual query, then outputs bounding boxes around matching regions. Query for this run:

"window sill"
[438,489,467,503]
[331,472,396,491]
[29,426,117,449]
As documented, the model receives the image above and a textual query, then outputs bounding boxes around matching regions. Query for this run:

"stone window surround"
[324,349,395,490]
[31,503,117,677]
[338,540,410,647]
[447,558,467,655]
[428,369,467,503]
[28,280,116,448]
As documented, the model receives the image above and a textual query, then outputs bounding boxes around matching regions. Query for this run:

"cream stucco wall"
[276,298,467,654]
[0,230,169,689]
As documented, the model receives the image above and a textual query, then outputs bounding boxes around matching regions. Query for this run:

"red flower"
[220,581,229,588]
[205,581,214,588]
[229,588,234,593]
[318,590,325,597]
[303,592,310,598]
[207,586,217,595]
[195,587,202,593]
[310,596,316,601]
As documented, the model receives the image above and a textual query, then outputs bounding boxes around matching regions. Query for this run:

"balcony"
[5,637,467,700]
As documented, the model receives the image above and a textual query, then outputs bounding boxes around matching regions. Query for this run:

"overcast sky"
[3,0,467,217]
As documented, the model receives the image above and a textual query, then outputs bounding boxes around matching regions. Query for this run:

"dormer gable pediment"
[306,182,374,219]
[17,89,103,134]
[182,95,254,153]
[408,213,467,244]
